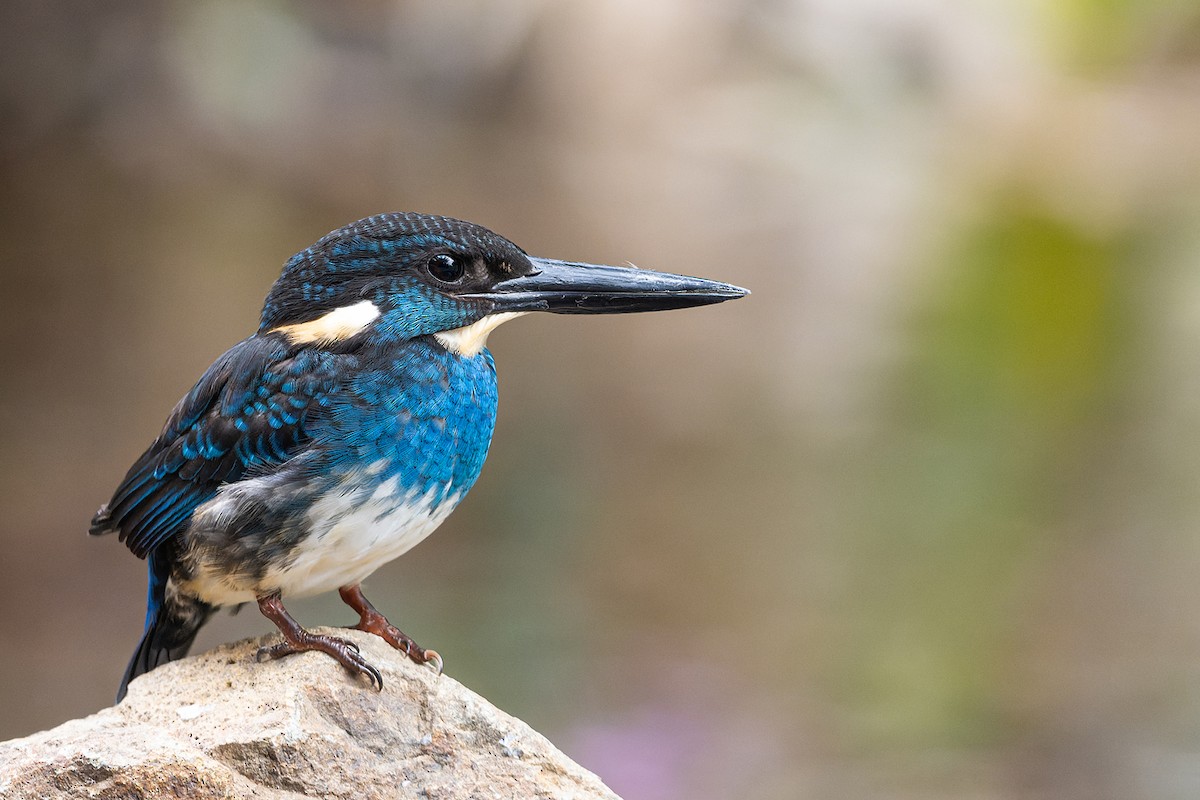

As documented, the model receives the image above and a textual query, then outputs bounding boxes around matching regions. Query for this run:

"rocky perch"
[0,629,620,799]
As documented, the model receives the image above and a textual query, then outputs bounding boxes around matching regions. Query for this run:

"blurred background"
[3,1,1200,798]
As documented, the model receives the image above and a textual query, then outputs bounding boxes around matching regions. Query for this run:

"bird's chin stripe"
[270,300,381,345]
[435,312,526,357]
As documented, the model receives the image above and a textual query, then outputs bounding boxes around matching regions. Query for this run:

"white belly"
[271,478,459,598]
[186,476,459,606]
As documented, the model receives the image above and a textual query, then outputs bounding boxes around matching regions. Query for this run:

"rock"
[0,629,620,799]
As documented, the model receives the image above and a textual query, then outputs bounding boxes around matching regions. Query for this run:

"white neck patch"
[271,300,381,345]
[435,312,527,357]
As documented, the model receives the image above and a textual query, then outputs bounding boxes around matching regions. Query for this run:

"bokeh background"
[4,1,1200,798]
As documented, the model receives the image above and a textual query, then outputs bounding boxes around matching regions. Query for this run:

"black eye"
[428,254,465,283]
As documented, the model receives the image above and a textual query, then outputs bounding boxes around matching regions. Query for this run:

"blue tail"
[117,551,213,702]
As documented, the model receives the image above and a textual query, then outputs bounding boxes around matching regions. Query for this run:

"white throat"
[434,312,527,357]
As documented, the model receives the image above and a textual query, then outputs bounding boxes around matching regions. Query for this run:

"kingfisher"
[91,212,747,702]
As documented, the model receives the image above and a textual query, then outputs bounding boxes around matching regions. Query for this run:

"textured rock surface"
[0,629,620,799]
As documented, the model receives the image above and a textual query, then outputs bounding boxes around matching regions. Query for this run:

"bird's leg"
[254,592,383,690]
[339,584,443,675]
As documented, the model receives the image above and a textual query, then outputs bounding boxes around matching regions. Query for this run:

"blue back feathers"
[90,336,341,558]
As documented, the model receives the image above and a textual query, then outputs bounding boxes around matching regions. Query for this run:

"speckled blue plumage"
[97,322,500,582]
[327,338,498,505]
[92,211,747,701]
[167,333,499,602]
[95,216,525,562]
[97,329,500,699]
[91,214,528,698]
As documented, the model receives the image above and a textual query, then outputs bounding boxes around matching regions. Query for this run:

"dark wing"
[90,334,341,559]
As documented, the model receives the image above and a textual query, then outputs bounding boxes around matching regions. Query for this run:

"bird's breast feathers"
[166,339,498,607]
[183,465,461,606]
[270,473,461,600]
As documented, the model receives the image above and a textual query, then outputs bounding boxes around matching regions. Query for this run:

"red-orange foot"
[339,584,443,675]
[255,592,384,689]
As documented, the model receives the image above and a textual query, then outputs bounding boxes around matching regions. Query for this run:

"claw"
[254,594,383,690]
[257,634,383,689]
[354,654,384,691]
[423,649,444,677]
[332,640,379,688]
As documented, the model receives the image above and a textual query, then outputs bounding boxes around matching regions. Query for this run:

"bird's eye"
[428,254,465,284]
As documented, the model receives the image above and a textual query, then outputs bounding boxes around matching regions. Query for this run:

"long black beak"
[461,257,749,314]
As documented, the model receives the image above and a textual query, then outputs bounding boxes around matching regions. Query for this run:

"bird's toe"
[422,648,444,677]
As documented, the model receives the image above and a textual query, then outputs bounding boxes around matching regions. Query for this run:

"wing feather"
[91,335,343,559]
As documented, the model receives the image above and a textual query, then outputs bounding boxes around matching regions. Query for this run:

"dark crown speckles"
[258,213,526,331]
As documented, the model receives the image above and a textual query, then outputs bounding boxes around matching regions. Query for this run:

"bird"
[91,212,748,702]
